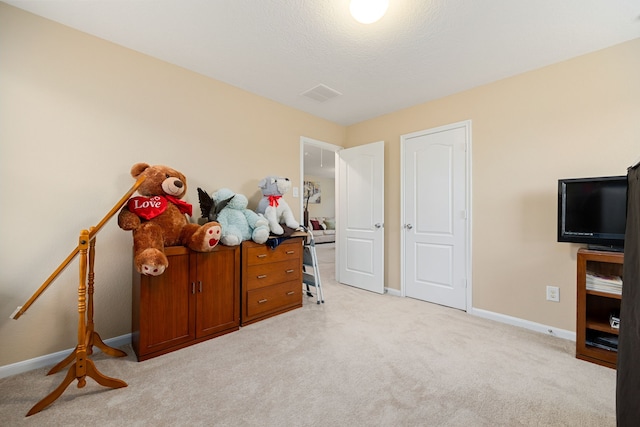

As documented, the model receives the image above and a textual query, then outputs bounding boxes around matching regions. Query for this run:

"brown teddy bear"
[118,163,221,276]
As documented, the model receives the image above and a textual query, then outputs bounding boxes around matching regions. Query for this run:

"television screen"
[557,176,627,250]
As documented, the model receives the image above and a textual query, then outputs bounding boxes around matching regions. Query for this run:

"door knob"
[405,224,413,229]
[374,223,383,229]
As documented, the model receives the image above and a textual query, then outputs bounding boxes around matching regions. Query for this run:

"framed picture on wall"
[304,181,321,204]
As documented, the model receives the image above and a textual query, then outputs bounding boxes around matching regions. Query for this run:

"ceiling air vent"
[301,84,342,102]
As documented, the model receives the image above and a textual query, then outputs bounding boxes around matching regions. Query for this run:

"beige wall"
[1,2,639,368]
[0,4,345,366]
[346,38,639,331]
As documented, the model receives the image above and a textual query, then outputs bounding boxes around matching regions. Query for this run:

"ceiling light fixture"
[350,0,389,24]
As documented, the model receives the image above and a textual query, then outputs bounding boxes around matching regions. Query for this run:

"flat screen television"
[557,175,627,251]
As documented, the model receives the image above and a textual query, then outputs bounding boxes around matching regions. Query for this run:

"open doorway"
[300,137,386,294]
[299,137,341,241]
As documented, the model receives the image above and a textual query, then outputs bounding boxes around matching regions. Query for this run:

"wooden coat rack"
[11,177,145,417]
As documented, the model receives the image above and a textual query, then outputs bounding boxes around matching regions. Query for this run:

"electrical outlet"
[546,286,560,302]
[292,186,299,197]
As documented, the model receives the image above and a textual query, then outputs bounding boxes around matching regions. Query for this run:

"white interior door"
[337,141,385,294]
[402,122,470,310]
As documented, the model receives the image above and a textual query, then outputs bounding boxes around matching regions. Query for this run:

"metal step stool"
[302,229,325,304]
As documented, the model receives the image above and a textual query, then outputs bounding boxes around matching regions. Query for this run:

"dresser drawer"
[244,240,301,266]
[245,259,301,290]
[245,280,301,318]
[241,236,305,325]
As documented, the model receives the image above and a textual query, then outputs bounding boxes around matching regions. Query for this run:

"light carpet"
[0,243,616,426]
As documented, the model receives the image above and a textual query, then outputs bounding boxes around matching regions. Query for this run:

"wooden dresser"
[241,237,304,325]
[132,244,240,361]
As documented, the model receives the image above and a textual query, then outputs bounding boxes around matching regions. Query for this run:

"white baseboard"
[468,307,576,341]
[385,287,401,297]
[385,290,575,341]
[0,333,131,379]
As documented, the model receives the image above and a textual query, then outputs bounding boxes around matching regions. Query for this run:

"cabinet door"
[138,251,195,354]
[194,246,240,338]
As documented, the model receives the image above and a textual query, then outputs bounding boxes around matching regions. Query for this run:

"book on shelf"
[586,271,622,294]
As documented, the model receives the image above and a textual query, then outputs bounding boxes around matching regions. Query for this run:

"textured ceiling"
[5,0,640,127]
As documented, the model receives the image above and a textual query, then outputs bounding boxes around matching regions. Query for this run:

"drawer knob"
[286,269,294,273]
[258,299,268,304]
[257,254,267,258]
[257,274,267,279]
[286,291,295,296]
[286,251,295,255]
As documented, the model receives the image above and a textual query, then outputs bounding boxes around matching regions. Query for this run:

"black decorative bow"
[197,188,235,222]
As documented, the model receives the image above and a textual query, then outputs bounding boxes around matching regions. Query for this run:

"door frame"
[399,120,473,311]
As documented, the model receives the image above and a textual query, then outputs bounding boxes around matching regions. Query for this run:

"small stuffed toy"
[257,176,300,235]
[198,187,270,246]
[118,163,221,276]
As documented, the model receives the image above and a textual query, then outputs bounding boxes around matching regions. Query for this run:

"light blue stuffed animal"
[210,188,270,246]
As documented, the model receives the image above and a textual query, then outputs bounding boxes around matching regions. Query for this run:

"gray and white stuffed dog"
[257,176,300,235]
